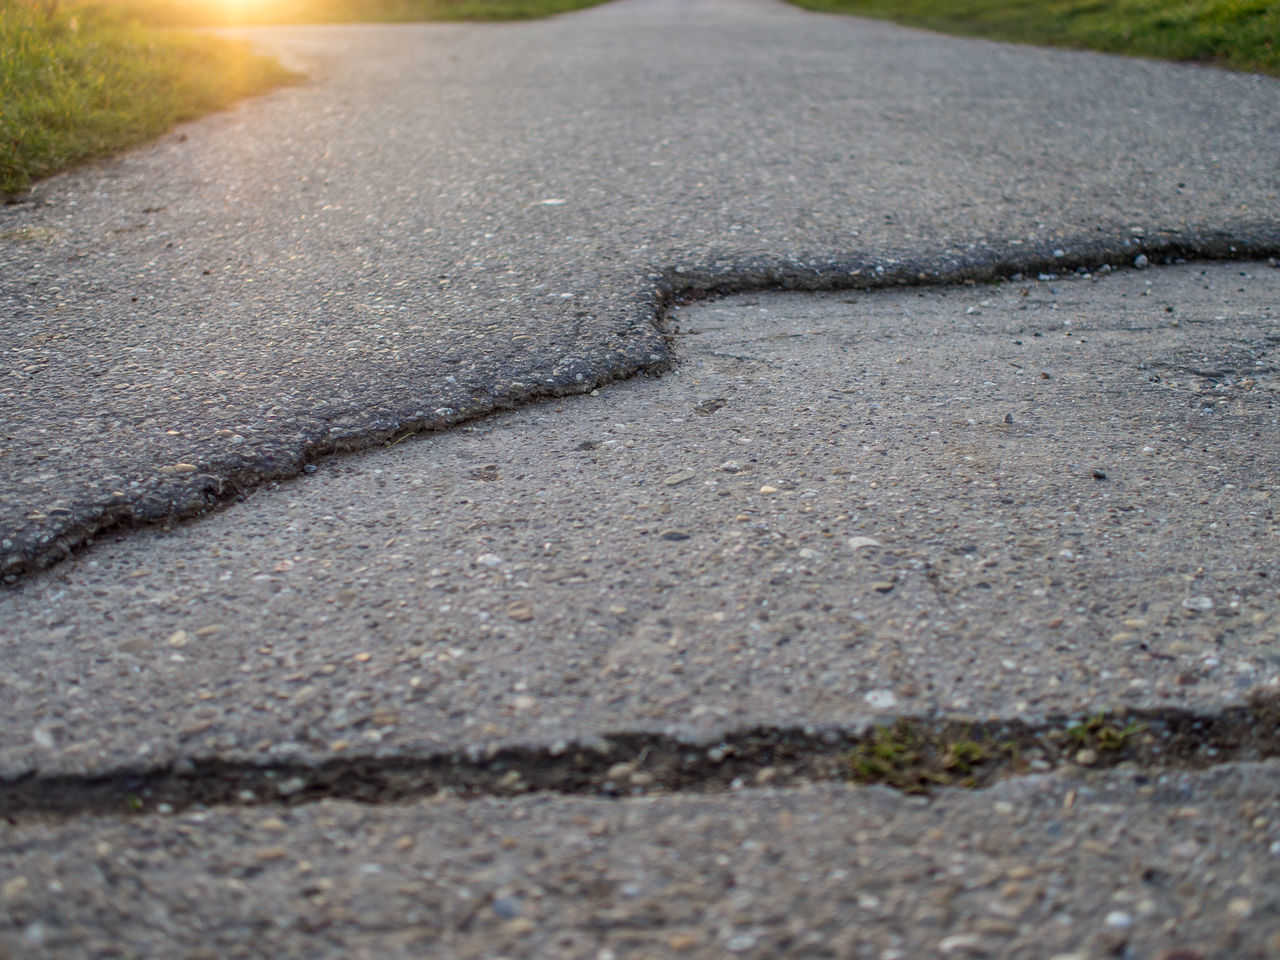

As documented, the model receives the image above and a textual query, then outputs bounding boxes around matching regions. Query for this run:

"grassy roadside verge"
[2,0,612,197]
[1,2,298,195]
[787,0,1280,77]
[107,0,613,27]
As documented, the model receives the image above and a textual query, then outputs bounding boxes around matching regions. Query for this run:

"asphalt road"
[5,256,1280,956]
[2,0,1278,578]
[4,260,1280,777]
[4,1,1280,956]
[7,763,1280,959]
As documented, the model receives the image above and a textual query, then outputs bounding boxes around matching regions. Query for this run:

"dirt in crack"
[4,695,1279,823]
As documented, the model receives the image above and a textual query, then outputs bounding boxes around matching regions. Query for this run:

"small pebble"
[505,602,534,622]
[1227,897,1253,919]
[492,895,523,919]
[726,932,758,952]
[864,689,898,709]
[939,933,986,954]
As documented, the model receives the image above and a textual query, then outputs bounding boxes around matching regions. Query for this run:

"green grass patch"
[848,719,1018,793]
[1066,713,1147,752]
[787,0,1280,76]
[1,0,299,195]
[100,0,611,27]
[2,0,610,196]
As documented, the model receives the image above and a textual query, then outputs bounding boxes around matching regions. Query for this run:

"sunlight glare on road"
[118,0,314,26]
[203,0,290,24]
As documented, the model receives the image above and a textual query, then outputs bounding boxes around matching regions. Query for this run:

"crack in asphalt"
[5,225,1280,586]
[5,694,1278,824]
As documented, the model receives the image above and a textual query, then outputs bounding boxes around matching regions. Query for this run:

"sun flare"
[200,0,296,25]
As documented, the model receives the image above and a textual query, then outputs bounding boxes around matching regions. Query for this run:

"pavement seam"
[6,223,1280,586]
[5,693,1278,823]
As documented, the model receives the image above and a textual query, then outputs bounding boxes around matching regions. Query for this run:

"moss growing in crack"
[945,737,990,775]
[1065,714,1147,752]
[848,720,1015,793]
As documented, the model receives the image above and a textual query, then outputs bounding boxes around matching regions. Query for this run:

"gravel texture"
[4,260,1279,777]
[5,5,1280,951]
[4,760,1280,959]
[2,0,1279,577]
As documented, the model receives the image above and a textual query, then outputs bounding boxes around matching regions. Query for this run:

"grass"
[847,713,1157,794]
[1,0,609,196]
[787,0,1280,77]
[1,1,298,195]
[101,0,612,27]
[1066,713,1147,752]
[848,719,1016,793]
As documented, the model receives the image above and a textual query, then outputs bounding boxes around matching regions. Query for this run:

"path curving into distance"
[2,0,1279,580]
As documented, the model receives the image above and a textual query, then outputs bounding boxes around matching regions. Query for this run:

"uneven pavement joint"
[6,224,1280,587]
[5,693,1278,823]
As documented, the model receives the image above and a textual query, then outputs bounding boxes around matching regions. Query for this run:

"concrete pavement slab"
[3,260,1278,780]
[3,0,1279,579]
[4,761,1280,959]
[5,5,1280,951]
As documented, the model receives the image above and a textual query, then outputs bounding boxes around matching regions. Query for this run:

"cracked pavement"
[5,260,1280,776]
[6,259,1280,956]
[3,0,1280,956]
[2,0,1278,577]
